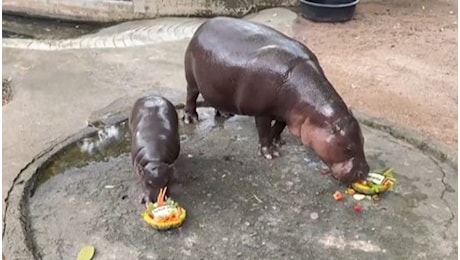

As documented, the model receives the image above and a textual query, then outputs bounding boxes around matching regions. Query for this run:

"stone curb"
[3,0,297,23]
[2,87,186,259]
[2,19,204,51]
[353,111,457,170]
[3,92,457,258]
[2,7,297,51]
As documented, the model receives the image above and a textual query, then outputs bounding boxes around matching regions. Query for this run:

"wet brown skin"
[129,95,180,203]
[183,17,369,183]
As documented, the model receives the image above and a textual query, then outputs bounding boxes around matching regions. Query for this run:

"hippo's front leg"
[255,116,281,160]
[271,120,286,147]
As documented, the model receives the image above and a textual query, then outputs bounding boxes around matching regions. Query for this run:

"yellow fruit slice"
[351,168,395,195]
[76,245,95,260]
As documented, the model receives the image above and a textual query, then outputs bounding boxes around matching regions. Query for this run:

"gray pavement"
[2,7,457,260]
[3,107,458,259]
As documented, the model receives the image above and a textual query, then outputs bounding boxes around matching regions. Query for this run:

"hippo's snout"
[331,158,369,184]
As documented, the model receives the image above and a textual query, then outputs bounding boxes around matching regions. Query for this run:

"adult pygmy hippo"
[129,95,180,203]
[183,17,369,183]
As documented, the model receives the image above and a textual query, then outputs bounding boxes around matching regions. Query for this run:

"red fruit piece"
[353,204,362,212]
[333,191,343,201]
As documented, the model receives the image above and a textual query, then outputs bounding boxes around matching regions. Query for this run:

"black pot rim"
[299,0,360,8]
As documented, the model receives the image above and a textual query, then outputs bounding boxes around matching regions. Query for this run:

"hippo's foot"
[273,137,286,147]
[140,193,149,205]
[183,111,199,124]
[270,121,287,147]
[215,110,234,119]
[320,167,331,175]
[258,144,281,160]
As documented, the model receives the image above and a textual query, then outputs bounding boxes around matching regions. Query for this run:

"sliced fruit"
[76,245,95,260]
[333,191,343,201]
[352,194,366,201]
[353,204,362,213]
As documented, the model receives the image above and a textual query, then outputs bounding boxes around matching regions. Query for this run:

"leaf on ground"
[76,245,95,260]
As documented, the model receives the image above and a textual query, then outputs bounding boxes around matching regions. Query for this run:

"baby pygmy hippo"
[129,95,180,204]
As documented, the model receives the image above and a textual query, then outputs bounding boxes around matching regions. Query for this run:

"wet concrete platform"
[3,107,457,260]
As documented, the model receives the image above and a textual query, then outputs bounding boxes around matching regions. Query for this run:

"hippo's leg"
[271,120,286,147]
[215,110,234,119]
[255,116,281,160]
[140,193,148,205]
[183,83,200,124]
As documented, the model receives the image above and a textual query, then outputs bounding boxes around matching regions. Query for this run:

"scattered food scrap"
[333,191,343,201]
[353,204,362,213]
[344,188,356,195]
[76,245,95,260]
[352,194,366,201]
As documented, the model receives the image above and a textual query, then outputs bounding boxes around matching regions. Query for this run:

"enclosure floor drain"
[3,78,13,106]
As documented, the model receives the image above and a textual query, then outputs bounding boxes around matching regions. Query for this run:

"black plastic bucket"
[299,0,359,23]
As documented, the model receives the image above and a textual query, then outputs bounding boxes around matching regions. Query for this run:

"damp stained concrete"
[5,107,456,260]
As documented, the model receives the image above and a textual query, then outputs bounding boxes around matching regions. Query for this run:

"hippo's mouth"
[330,158,359,183]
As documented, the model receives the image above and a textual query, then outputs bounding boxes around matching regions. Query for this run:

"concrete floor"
[3,107,458,259]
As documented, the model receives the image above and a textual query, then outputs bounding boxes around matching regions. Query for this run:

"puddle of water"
[36,108,220,185]
[37,121,131,185]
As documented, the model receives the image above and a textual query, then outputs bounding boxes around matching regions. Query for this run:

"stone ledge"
[2,0,298,22]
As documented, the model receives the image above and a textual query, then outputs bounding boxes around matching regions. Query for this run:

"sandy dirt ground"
[292,0,458,149]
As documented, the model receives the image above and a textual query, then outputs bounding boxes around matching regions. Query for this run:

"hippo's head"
[300,113,369,183]
[139,162,173,203]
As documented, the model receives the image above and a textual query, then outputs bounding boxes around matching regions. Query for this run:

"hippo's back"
[185,18,324,116]
[130,95,180,164]
[189,17,312,64]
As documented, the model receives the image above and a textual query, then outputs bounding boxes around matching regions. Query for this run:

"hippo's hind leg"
[183,82,200,124]
[271,121,287,147]
[215,110,234,119]
[255,116,281,160]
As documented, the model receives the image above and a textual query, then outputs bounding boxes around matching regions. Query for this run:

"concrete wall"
[2,0,298,22]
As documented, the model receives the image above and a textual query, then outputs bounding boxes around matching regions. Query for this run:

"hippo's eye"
[345,146,353,153]
[147,180,153,185]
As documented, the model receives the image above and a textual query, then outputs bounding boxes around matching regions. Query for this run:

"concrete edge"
[2,1,298,23]
[2,91,185,258]
[2,97,457,258]
[2,126,98,259]
[353,111,458,170]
